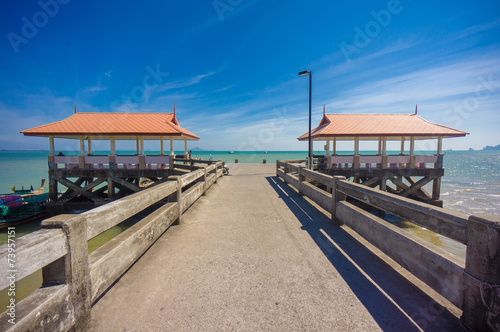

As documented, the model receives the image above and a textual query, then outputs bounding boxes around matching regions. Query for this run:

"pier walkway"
[91,163,460,331]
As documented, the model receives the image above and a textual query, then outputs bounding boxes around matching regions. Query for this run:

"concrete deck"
[91,163,461,331]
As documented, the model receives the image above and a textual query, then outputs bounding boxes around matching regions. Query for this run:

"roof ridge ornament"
[414,104,417,115]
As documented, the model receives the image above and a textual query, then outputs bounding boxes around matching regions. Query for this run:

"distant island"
[483,145,500,151]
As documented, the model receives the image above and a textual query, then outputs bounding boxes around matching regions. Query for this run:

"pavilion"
[21,111,199,212]
[298,112,468,206]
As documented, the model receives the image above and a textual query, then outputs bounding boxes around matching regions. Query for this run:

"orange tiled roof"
[21,113,199,140]
[297,114,468,141]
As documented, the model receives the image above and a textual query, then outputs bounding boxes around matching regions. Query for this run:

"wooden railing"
[327,154,442,169]
[276,160,500,331]
[0,161,223,331]
[51,155,173,170]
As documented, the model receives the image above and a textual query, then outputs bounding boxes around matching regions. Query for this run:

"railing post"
[461,215,500,331]
[331,176,346,226]
[203,166,208,193]
[174,176,182,225]
[353,155,360,168]
[41,214,91,331]
[168,155,175,174]
[78,155,85,169]
[138,155,146,169]
[215,162,220,183]
[283,163,288,184]
[298,165,305,196]
[382,155,388,169]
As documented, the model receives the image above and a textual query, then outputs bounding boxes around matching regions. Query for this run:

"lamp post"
[298,70,312,169]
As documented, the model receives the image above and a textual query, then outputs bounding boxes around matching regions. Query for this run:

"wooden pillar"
[332,137,337,155]
[136,137,140,155]
[78,155,85,169]
[326,138,330,155]
[378,137,382,155]
[49,136,55,156]
[398,137,405,182]
[381,176,387,191]
[353,137,360,168]
[432,154,444,202]
[140,136,145,155]
[48,168,58,201]
[87,138,92,155]
[107,176,114,200]
[184,138,187,154]
[79,137,85,155]
[160,136,164,156]
[437,136,443,155]
[382,137,387,169]
[410,136,415,168]
[170,137,174,155]
[110,136,116,156]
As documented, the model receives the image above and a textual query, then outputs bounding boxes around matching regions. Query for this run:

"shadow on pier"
[266,175,460,332]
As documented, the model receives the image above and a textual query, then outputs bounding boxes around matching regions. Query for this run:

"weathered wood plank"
[181,182,205,213]
[109,176,141,193]
[300,181,333,213]
[0,285,74,332]
[89,202,178,302]
[0,229,68,291]
[282,159,307,164]
[337,180,468,244]
[56,176,104,202]
[336,201,465,308]
[285,163,300,173]
[84,180,178,240]
[179,169,204,188]
[284,173,300,189]
[301,168,333,187]
[277,169,285,179]
[206,173,217,189]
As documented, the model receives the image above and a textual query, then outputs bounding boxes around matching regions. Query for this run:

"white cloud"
[453,18,500,40]
[157,72,216,92]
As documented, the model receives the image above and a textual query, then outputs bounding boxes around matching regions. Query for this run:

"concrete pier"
[91,164,460,331]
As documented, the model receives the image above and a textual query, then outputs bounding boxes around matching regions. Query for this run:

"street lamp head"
[298,70,310,77]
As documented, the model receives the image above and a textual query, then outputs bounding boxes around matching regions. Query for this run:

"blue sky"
[0,0,499,152]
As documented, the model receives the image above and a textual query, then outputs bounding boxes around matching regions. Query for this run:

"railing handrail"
[336,179,468,244]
